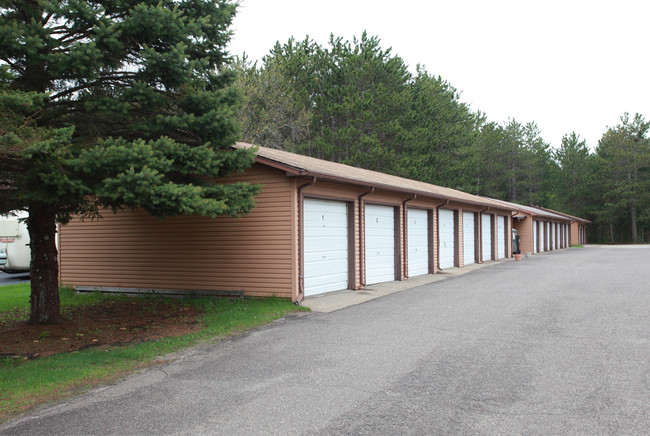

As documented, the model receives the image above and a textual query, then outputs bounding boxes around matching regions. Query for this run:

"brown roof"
[488,199,574,222]
[531,206,592,224]
[235,143,516,211]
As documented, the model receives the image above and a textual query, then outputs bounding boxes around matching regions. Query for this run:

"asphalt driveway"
[0,272,29,286]
[2,246,649,435]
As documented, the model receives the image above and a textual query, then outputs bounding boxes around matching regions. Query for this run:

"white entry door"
[463,212,475,265]
[365,204,395,285]
[439,209,455,269]
[533,221,538,253]
[481,213,492,261]
[407,208,429,276]
[303,198,348,296]
[497,216,506,259]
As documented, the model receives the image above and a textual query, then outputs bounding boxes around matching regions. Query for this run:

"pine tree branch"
[0,56,25,73]
[48,74,137,100]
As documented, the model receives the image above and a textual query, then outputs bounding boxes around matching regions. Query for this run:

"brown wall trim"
[473,212,480,264]
[453,209,460,268]
[297,177,317,303]
[394,206,402,281]
[427,209,435,274]
[347,201,356,291]
[402,195,417,279]
[358,188,375,288]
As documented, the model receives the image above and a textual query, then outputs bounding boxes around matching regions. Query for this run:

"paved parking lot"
[0,272,29,286]
[2,245,649,435]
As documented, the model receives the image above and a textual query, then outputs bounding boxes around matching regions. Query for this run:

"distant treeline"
[232,33,650,243]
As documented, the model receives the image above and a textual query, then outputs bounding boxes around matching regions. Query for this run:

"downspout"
[510,210,518,257]
[434,199,450,272]
[401,194,417,279]
[478,207,490,263]
[358,187,375,288]
[296,177,317,304]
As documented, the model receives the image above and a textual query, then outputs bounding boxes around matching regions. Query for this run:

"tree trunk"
[27,205,63,324]
[609,223,615,244]
[630,205,638,243]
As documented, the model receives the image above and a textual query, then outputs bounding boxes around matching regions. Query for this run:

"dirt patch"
[0,299,203,359]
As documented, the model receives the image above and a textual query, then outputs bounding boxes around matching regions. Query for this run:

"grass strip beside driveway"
[0,285,307,421]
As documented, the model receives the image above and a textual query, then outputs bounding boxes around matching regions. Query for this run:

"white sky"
[227,0,650,150]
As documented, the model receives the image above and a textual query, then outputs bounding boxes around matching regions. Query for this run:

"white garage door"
[544,223,551,251]
[463,212,475,265]
[407,208,429,276]
[303,198,348,296]
[565,224,568,247]
[540,222,545,252]
[533,221,538,253]
[549,223,554,250]
[365,204,395,285]
[497,215,506,259]
[439,209,455,269]
[481,213,492,262]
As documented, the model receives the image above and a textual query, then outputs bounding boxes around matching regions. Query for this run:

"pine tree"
[553,132,592,217]
[0,0,259,324]
[595,113,650,243]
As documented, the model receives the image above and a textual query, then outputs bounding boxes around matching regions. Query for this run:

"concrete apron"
[303,258,513,313]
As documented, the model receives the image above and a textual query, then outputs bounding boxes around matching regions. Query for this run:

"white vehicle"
[0,210,31,274]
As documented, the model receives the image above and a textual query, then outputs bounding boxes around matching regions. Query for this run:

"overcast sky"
[227,0,650,150]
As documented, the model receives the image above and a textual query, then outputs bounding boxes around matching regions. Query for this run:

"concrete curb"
[302,258,512,313]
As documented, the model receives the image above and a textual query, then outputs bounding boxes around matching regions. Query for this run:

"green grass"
[570,244,584,248]
[0,284,115,312]
[0,283,32,312]
[0,284,308,421]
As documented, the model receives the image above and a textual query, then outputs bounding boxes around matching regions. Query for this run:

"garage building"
[489,199,575,255]
[59,144,517,302]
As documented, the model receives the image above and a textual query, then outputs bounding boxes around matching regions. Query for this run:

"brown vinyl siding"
[59,144,538,302]
[571,222,578,245]
[513,214,533,254]
[60,164,295,298]
[453,209,460,267]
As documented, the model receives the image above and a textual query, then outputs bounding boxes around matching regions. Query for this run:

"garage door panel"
[365,204,395,285]
[408,208,429,276]
[463,212,475,265]
[439,209,455,269]
[481,214,492,261]
[550,223,554,250]
[304,199,349,296]
[497,216,506,259]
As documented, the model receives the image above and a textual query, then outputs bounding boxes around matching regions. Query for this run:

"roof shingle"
[235,142,516,211]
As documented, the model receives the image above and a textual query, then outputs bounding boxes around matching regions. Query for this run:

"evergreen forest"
[233,33,650,244]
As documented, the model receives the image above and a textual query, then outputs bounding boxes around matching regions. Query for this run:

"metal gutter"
[358,187,375,288]
[401,194,417,279]
[296,177,317,304]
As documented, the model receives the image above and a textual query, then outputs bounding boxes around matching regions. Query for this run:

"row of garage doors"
[532,221,570,253]
[303,199,509,297]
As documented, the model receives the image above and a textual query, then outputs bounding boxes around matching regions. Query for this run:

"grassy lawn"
[0,284,308,421]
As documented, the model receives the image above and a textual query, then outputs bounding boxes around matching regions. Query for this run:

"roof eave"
[289,171,513,211]
[248,148,515,212]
